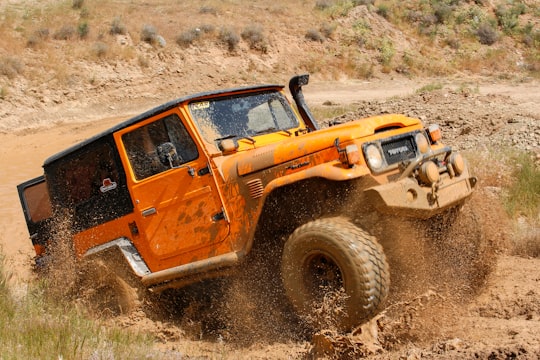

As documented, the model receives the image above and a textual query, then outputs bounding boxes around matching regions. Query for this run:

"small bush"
[141,24,158,44]
[376,4,390,19]
[219,27,240,51]
[476,22,499,45]
[78,22,89,39]
[305,29,324,42]
[199,24,215,34]
[377,38,394,66]
[92,42,108,57]
[72,0,84,9]
[176,28,200,47]
[495,5,521,34]
[53,25,76,40]
[352,0,375,5]
[110,17,127,35]
[199,6,217,15]
[26,28,49,47]
[504,152,540,219]
[0,87,8,99]
[315,0,334,10]
[80,7,89,19]
[241,24,267,52]
[0,56,23,79]
[416,82,443,94]
[434,3,454,24]
[320,23,337,39]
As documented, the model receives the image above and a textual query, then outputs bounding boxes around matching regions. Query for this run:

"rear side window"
[21,180,52,223]
[46,138,133,232]
[122,113,199,180]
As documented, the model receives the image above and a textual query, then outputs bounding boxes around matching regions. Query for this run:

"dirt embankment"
[1,78,539,359]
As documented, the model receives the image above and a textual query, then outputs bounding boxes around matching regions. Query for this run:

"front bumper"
[364,154,477,219]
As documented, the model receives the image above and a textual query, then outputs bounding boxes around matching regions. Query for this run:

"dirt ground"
[1,77,539,359]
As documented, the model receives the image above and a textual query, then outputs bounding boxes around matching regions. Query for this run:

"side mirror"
[157,142,181,168]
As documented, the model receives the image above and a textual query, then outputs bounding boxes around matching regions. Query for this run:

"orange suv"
[17,74,476,329]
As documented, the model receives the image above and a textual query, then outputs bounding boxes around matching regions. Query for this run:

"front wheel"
[281,217,390,331]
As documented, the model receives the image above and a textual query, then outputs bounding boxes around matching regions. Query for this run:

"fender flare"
[263,160,370,195]
[83,237,151,277]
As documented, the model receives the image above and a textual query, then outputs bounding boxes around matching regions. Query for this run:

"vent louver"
[246,179,264,199]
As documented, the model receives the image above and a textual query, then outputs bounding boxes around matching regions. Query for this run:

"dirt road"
[1,77,539,359]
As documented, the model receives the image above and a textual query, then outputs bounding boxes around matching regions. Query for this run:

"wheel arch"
[83,237,151,278]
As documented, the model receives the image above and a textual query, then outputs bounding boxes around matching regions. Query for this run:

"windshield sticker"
[100,178,117,193]
[191,101,210,110]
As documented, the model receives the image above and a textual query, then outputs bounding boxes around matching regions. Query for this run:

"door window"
[123,114,199,180]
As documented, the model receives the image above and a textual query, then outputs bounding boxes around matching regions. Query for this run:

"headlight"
[415,132,429,154]
[418,161,440,185]
[449,153,465,175]
[365,144,383,171]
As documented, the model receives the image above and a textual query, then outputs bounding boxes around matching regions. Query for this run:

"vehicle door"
[17,176,53,254]
[115,111,229,270]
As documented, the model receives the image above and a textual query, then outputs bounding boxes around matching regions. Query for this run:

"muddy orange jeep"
[17,74,476,329]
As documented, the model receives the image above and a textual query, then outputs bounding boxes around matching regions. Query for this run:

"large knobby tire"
[281,217,390,331]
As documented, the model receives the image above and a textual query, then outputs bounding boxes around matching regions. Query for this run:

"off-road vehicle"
[17,74,476,330]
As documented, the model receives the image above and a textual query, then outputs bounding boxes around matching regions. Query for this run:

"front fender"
[263,160,370,195]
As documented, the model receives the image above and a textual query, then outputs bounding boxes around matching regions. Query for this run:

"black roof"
[44,83,283,167]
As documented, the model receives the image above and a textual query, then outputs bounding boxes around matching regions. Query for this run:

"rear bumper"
[364,168,477,219]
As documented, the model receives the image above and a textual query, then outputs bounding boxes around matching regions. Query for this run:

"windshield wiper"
[215,134,256,144]
[255,127,292,136]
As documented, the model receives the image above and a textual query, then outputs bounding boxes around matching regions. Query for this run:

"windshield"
[189,91,299,143]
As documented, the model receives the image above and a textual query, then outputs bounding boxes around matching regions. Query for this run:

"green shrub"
[376,4,390,19]
[78,21,89,39]
[504,151,540,219]
[416,82,443,94]
[495,5,519,34]
[377,37,394,66]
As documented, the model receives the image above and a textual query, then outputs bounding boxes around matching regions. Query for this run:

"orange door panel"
[115,111,230,271]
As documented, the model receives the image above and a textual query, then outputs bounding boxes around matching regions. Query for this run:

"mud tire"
[281,217,390,331]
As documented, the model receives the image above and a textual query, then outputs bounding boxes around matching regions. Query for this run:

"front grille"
[381,135,417,165]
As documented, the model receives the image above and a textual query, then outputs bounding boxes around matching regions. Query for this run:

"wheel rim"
[303,252,344,299]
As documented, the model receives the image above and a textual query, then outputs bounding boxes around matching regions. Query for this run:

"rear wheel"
[281,217,390,331]
[77,256,140,317]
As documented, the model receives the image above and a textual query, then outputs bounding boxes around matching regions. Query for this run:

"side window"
[123,114,199,180]
[62,143,120,205]
[47,140,134,232]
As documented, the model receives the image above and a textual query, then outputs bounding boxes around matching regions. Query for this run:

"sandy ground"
[1,77,539,359]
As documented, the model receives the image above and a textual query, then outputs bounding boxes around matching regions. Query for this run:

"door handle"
[141,207,156,217]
